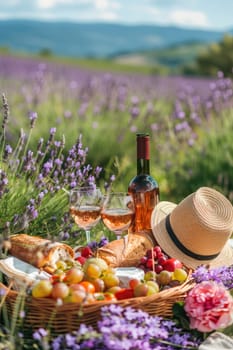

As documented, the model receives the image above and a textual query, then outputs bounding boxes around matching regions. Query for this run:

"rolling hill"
[0,19,227,59]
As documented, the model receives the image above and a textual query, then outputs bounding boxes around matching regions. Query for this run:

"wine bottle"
[128,133,159,234]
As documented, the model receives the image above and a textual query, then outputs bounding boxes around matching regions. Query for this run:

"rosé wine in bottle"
[128,133,159,234]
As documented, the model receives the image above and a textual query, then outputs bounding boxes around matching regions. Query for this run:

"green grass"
[0,46,160,75]
[0,41,205,76]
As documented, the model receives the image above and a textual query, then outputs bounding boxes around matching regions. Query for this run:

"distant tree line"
[183,34,233,77]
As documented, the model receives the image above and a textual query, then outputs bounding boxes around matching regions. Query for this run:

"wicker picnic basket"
[0,277,195,334]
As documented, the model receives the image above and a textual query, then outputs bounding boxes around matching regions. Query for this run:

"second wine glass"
[69,186,102,243]
[101,192,135,240]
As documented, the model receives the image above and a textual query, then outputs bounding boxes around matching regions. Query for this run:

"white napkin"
[115,267,145,288]
[199,332,233,350]
[0,256,50,290]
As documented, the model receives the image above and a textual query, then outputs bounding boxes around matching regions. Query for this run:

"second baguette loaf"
[97,233,155,267]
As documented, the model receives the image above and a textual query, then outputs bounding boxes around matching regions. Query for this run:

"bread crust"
[9,234,74,273]
[97,233,155,267]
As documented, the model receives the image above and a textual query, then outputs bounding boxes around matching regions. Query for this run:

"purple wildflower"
[0,169,8,198]
[4,144,13,160]
[50,127,56,136]
[28,111,38,128]
[99,236,109,247]
[33,328,48,341]
[1,93,9,133]
[0,288,6,296]
[26,204,38,220]
[19,310,25,318]
[192,265,233,289]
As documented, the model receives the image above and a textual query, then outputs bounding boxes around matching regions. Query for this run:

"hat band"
[165,214,219,261]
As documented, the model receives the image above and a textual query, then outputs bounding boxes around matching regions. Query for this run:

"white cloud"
[7,0,20,5]
[36,0,120,21]
[93,0,120,11]
[94,0,109,10]
[0,13,9,19]
[169,10,209,28]
[37,0,76,10]
[96,11,118,21]
[92,0,120,21]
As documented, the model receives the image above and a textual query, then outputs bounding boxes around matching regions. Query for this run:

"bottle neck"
[137,158,150,175]
[137,134,150,175]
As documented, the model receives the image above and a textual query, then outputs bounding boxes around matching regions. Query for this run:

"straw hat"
[151,187,233,269]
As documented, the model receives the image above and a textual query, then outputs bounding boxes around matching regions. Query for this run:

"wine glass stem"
[85,230,91,243]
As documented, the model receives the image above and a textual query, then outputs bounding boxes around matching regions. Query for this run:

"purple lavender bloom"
[150,123,159,131]
[64,333,76,347]
[95,166,102,177]
[99,236,109,247]
[0,169,9,198]
[0,288,6,296]
[54,158,63,167]
[192,265,233,289]
[64,110,72,118]
[43,160,53,175]
[19,310,25,318]
[110,174,116,182]
[130,125,138,132]
[51,337,62,350]
[28,111,38,128]
[50,127,56,135]
[130,106,140,118]
[33,328,48,341]
[54,141,62,148]
[4,144,13,159]
[88,240,98,250]
[131,95,139,105]
[1,93,9,132]
[59,231,70,240]
[70,180,77,188]
[175,121,191,132]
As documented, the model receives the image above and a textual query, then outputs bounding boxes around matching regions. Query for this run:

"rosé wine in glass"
[70,187,102,243]
[101,192,134,240]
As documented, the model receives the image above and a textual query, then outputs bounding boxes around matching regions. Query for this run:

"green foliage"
[167,109,233,202]
[0,93,108,244]
[39,48,53,57]
[196,34,233,76]
[172,302,191,330]
[0,47,10,54]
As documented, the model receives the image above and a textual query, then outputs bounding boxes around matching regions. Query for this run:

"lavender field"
[0,54,233,349]
[0,54,233,209]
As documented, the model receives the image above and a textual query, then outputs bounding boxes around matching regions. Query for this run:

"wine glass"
[101,192,135,240]
[69,186,102,243]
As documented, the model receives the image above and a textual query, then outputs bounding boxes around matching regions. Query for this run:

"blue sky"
[1,0,233,31]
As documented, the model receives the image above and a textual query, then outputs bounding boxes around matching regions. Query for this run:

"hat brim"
[151,201,233,269]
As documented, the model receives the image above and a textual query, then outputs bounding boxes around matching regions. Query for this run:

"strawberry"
[81,246,93,258]
[75,256,86,265]
[162,258,182,272]
[115,288,134,300]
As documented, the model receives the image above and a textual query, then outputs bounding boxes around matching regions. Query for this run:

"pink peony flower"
[184,281,233,333]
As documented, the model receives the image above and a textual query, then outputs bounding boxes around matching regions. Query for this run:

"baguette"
[9,234,74,274]
[97,232,155,267]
